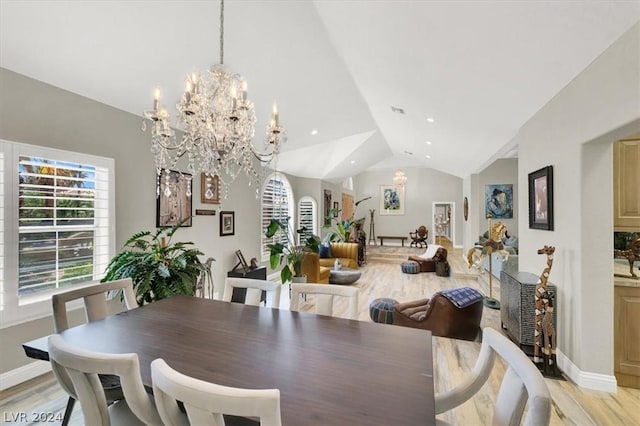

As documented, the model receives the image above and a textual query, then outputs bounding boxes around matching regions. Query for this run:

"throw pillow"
[319,242,332,258]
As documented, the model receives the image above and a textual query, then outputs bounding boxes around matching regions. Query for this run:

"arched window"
[261,173,293,261]
[297,196,317,244]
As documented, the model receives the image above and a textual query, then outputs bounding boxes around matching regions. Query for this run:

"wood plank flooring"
[2,240,639,425]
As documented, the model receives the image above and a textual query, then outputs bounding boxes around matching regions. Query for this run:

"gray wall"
[513,23,640,379]
[0,68,261,374]
[355,168,463,247]
[476,158,519,238]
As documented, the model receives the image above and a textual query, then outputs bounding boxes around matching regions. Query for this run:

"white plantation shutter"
[0,140,114,327]
[261,174,293,260]
[297,196,317,244]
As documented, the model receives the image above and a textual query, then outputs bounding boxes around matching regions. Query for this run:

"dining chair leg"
[61,396,75,426]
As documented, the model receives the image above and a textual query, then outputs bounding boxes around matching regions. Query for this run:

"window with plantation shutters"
[1,140,114,327]
[261,173,293,261]
[297,196,317,245]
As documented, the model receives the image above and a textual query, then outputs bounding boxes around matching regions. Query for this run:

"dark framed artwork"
[485,184,513,219]
[220,211,235,236]
[528,165,554,230]
[333,201,339,217]
[200,173,220,204]
[324,189,332,226]
[156,170,192,227]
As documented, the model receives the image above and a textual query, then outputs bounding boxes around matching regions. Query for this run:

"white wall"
[355,168,463,246]
[512,23,640,384]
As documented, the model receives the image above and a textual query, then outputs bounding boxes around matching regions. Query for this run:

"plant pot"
[292,275,307,283]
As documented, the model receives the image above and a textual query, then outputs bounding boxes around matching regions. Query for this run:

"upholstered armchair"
[393,288,484,341]
[318,242,359,269]
[301,252,330,284]
[407,246,448,273]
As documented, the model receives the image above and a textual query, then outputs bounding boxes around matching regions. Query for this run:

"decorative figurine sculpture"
[534,245,555,372]
[466,221,510,273]
[613,237,640,279]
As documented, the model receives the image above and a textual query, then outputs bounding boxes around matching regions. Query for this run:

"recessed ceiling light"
[350,160,356,164]
[425,155,431,159]
[424,140,432,145]
[426,117,435,123]
[310,129,318,136]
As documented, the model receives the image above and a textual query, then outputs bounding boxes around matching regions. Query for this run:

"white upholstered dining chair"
[48,335,162,426]
[51,278,138,425]
[435,327,551,426]
[151,358,282,426]
[222,277,281,308]
[290,283,359,320]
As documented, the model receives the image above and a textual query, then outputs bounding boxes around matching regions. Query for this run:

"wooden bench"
[377,236,408,247]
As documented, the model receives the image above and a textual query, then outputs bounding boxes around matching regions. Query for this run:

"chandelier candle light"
[393,169,408,187]
[142,0,285,200]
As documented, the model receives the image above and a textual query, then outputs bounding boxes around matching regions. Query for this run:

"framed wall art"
[528,165,554,230]
[200,173,220,204]
[463,196,469,221]
[333,201,339,217]
[380,185,405,215]
[220,211,235,236]
[156,170,192,227]
[485,184,513,219]
[323,189,332,225]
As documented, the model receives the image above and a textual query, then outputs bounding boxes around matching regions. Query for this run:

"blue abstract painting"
[485,184,513,219]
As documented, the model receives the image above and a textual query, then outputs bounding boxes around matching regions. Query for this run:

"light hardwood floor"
[2,241,639,425]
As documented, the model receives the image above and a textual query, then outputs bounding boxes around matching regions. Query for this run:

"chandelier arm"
[219,0,224,65]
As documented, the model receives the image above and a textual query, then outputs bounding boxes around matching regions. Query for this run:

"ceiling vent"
[403,150,413,155]
[390,106,405,114]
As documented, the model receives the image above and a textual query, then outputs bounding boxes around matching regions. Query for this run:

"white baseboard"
[0,361,51,391]
[556,349,617,393]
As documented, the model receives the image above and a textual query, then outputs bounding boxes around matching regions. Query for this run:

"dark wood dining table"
[23,295,435,425]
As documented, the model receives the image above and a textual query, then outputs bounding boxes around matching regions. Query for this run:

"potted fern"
[265,217,320,284]
[102,219,204,305]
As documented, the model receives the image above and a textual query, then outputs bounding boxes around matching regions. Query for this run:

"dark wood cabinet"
[227,266,267,304]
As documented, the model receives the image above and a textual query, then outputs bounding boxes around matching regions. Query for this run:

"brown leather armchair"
[392,290,483,341]
[301,252,330,284]
[408,247,448,273]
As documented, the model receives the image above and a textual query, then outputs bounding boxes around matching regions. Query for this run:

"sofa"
[407,244,449,274]
[301,252,330,284]
[318,242,359,269]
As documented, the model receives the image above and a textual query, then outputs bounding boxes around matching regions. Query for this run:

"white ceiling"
[1,1,638,182]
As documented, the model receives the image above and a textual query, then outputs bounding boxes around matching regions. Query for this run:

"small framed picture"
[156,170,192,227]
[200,173,220,204]
[220,211,235,236]
[235,250,249,273]
[333,201,339,217]
[528,165,554,230]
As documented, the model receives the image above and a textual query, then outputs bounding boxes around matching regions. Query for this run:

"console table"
[500,271,557,352]
[378,236,407,246]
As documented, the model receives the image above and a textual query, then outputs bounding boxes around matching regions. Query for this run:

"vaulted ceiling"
[1,1,638,182]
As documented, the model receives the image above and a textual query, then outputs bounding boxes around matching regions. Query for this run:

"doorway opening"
[432,202,455,247]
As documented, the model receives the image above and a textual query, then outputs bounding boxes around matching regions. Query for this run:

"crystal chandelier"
[142,0,285,199]
[392,169,407,187]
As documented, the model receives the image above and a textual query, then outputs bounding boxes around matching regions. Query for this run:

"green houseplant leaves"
[102,218,204,305]
[265,217,320,284]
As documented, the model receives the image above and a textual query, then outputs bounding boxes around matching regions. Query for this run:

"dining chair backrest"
[151,358,281,426]
[435,327,551,426]
[222,277,281,308]
[290,283,359,320]
[52,278,137,333]
[48,335,161,426]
